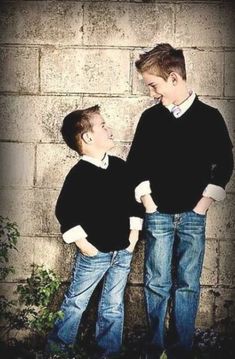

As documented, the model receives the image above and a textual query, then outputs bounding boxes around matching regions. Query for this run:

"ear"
[82,132,93,144]
[169,72,178,85]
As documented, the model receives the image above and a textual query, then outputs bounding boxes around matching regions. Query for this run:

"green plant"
[0,216,20,339]
[0,216,19,281]
[0,216,63,341]
[16,264,63,335]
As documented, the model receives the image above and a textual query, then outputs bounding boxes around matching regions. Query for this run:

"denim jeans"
[47,248,133,356]
[144,210,206,359]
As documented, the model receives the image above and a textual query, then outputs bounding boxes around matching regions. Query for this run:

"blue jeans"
[144,210,206,359]
[48,248,133,356]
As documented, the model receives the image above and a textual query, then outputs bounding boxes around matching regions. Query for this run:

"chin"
[107,141,115,150]
[162,99,171,106]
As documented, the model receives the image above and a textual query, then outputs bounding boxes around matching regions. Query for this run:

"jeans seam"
[97,268,109,337]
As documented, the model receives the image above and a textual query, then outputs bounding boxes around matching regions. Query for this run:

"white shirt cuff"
[62,225,87,244]
[203,184,226,201]
[129,217,143,230]
[135,180,151,203]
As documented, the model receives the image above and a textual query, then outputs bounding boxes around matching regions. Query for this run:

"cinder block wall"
[0,0,234,335]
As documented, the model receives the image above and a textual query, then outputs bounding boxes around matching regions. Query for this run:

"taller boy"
[127,43,234,359]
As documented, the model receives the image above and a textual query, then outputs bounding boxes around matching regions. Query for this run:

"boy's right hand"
[75,238,98,257]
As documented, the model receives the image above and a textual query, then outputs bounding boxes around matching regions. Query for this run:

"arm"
[194,110,234,214]
[141,193,158,213]
[55,171,98,255]
[127,113,157,211]
[126,229,140,253]
[126,113,151,188]
[74,238,98,256]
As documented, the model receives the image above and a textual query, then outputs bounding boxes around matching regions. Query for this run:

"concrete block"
[0,189,39,236]
[84,2,174,47]
[33,236,76,282]
[0,1,83,45]
[109,142,131,161]
[196,288,214,328]
[0,47,38,93]
[223,3,235,47]
[124,285,147,330]
[36,144,78,189]
[82,96,153,141]
[214,288,235,332]
[0,282,18,302]
[0,188,60,236]
[0,95,82,143]
[201,240,218,286]
[132,53,150,96]
[218,241,235,286]
[41,48,130,94]
[206,194,235,239]
[128,239,144,284]
[0,143,35,187]
[184,50,223,97]
[226,171,235,194]
[175,3,223,47]
[34,189,61,235]
[225,52,235,97]
[6,237,34,281]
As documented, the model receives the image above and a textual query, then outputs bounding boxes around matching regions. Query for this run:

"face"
[89,113,114,151]
[142,71,177,106]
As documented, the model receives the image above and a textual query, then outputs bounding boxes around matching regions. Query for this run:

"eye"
[149,84,157,91]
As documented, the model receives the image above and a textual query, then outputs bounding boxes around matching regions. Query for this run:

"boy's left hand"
[126,229,139,253]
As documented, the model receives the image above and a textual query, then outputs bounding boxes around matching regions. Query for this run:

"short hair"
[135,43,186,81]
[61,105,100,155]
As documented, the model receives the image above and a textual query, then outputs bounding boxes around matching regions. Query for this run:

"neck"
[83,149,106,161]
[173,84,190,106]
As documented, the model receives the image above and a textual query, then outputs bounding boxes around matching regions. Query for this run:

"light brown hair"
[135,43,186,81]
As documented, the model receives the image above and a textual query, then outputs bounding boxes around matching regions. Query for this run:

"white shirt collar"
[165,90,196,118]
[81,153,109,169]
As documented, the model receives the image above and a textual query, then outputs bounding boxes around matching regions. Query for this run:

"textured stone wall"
[0,0,234,335]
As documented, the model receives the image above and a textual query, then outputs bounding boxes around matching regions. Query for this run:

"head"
[135,43,187,105]
[61,105,114,156]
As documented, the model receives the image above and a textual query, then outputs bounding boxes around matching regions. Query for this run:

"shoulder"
[141,103,165,118]
[137,103,166,130]
[196,97,221,116]
[193,97,226,127]
[108,155,126,167]
[64,160,88,184]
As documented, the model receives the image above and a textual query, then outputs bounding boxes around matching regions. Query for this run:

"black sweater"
[55,156,143,252]
[127,96,234,214]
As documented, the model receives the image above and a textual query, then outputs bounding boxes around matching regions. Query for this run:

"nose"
[107,127,113,137]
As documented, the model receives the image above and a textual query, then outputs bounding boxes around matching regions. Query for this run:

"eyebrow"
[148,82,157,86]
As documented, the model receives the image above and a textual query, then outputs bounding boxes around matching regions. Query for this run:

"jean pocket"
[145,209,159,216]
[80,250,99,258]
[192,210,206,217]
[123,248,134,255]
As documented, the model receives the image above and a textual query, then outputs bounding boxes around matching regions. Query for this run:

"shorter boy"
[46,105,143,358]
